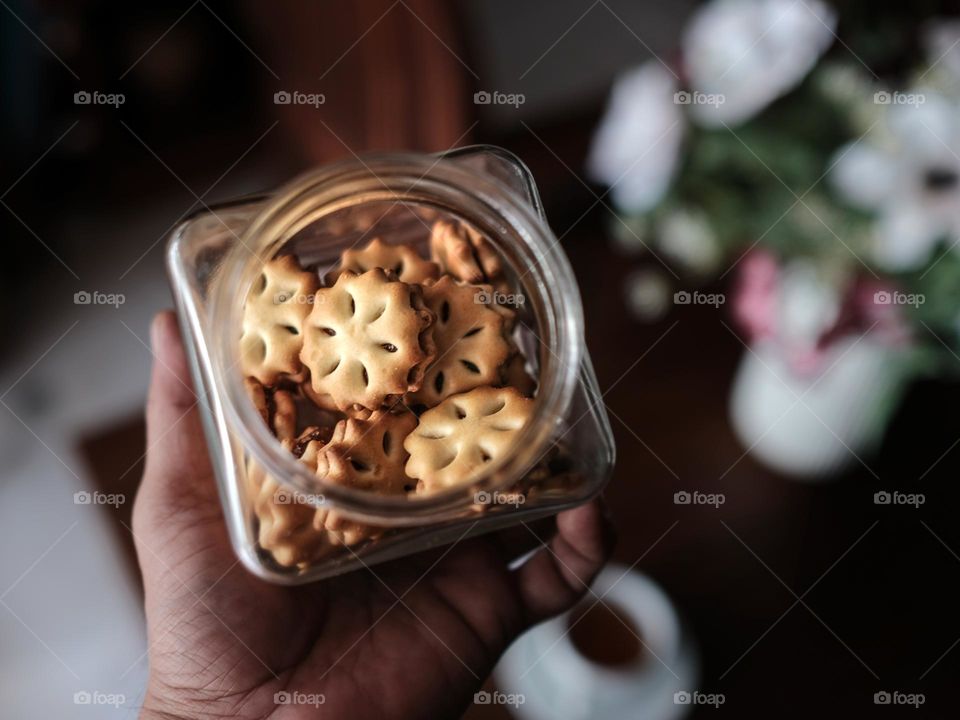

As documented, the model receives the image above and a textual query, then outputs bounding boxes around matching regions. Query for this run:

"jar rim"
[210,146,584,524]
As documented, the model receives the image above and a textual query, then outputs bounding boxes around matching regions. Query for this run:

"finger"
[514,498,615,626]
[138,311,220,523]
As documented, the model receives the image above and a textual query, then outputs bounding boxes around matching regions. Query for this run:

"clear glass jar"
[166,145,615,583]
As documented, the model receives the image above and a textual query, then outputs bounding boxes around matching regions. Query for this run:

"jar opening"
[210,149,584,525]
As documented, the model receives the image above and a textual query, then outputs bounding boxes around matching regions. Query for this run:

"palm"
[135,312,612,720]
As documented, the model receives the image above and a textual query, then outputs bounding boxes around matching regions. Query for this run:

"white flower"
[682,0,836,126]
[657,209,721,275]
[587,62,685,213]
[830,91,960,270]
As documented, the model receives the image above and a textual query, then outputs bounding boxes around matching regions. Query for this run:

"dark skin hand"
[135,311,615,720]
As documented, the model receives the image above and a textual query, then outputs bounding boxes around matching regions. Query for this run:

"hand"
[134,311,614,720]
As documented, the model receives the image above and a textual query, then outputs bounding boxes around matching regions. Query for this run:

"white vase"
[729,337,904,480]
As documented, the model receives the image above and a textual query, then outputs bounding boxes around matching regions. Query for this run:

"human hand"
[134,311,614,720]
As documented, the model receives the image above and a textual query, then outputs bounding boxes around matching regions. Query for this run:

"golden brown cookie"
[406,276,513,408]
[429,219,503,286]
[300,268,436,411]
[405,386,534,492]
[334,237,441,285]
[241,255,319,385]
[244,378,298,440]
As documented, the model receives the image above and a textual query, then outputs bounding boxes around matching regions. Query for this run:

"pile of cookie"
[240,219,538,568]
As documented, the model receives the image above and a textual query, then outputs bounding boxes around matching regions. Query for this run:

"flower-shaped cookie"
[241,255,319,385]
[407,276,512,408]
[313,410,417,542]
[334,237,441,285]
[300,268,436,411]
[405,386,533,492]
[429,219,503,286]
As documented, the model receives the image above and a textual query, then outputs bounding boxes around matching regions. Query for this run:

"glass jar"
[166,145,615,584]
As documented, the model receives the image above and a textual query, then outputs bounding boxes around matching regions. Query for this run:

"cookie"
[429,219,503,286]
[315,410,419,494]
[241,255,319,385]
[300,268,436,411]
[406,276,513,408]
[404,386,534,492]
[250,428,337,568]
[244,378,298,440]
[313,409,418,543]
[334,237,441,285]
[500,350,538,397]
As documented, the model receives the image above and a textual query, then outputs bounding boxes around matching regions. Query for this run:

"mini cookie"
[313,410,417,543]
[251,428,336,568]
[429,219,503,286]
[406,276,512,408]
[241,255,319,385]
[244,378,298,440]
[334,237,441,285]
[300,268,436,411]
[405,386,534,492]
[500,351,538,397]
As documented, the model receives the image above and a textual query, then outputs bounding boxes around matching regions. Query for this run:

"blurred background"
[3,0,960,717]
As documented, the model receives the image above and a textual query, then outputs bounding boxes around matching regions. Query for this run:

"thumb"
[137,311,221,529]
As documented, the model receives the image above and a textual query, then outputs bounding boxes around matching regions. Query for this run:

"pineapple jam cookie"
[300,268,436,411]
[404,386,534,493]
[240,254,319,385]
[406,275,513,409]
[429,218,503,286]
[313,410,419,544]
[332,237,441,285]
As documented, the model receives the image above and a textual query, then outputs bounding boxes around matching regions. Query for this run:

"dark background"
[3,1,960,718]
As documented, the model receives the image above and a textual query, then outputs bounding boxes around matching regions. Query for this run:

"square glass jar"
[166,145,615,583]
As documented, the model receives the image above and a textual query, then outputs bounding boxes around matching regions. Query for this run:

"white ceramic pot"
[729,337,904,480]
